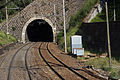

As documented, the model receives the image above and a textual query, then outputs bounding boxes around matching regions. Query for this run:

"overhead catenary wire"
[0,0,11,9]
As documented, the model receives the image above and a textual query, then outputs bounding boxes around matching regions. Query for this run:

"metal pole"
[5,1,21,37]
[63,0,67,53]
[0,12,1,22]
[6,0,9,40]
[114,0,116,21]
[6,0,9,35]
[105,2,112,68]
[54,4,57,43]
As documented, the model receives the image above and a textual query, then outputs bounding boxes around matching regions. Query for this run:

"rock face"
[0,0,85,42]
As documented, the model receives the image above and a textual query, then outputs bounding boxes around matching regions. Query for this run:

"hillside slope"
[91,0,120,22]
[0,0,33,23]
[58,0,99,52]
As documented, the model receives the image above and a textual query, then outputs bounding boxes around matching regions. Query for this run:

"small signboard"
[73,48,84,56]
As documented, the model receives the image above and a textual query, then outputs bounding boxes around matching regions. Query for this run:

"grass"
[0,32,17,46]
[57,0,99,52]
[85,57,120,79]
[89,3,120,79]
[90,10,106,23]
[57,0,120,79]
[58,26,80,52]
[90,13,105,22]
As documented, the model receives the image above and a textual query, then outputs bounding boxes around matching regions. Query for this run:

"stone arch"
[21,16,54,43]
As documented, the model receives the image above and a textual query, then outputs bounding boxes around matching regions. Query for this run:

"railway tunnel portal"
[22,17,54,43]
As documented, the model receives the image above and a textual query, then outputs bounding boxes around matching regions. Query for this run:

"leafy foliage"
[85,57,120,79]
[57,0,99,52]
[91,0,120,22]
[0,32,17,45]
[0,0,33,23]
[91,11,106,22]
[0,0,32,45]
[69,0,99,28]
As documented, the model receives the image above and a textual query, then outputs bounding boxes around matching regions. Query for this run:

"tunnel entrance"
[26,19,53,42]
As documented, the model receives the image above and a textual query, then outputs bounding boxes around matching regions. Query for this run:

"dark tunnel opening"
[26,19,53,42]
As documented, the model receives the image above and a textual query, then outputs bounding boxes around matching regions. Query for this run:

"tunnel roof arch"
[21,16,54,43]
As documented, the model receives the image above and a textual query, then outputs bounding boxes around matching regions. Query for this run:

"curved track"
[38,42,107,80]
[39,42,65,80]
[7,43,34,80]
[0,55,7,67]
[46,43,88,80]
[24,43,34,80]
[0,42,107,80]
[48,43,107,80]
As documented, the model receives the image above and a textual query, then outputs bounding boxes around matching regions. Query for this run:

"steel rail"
[0,55,7,67]
[38,42,65,80]
[47,43,107,80]
[7,43,32,80]
[46,43,88,80]
[24,43,35,80]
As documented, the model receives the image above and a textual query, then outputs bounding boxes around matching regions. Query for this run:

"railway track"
[0,42,54,80]
[24,43,34,80]
[46,43,89,80]
[38,42,107,80]
[39,42,66,80]
[49,43,108,80]
[0,43,24,68]
[0,55,7,67]
[7,43,34,80]
[28,42,54,80]
[0,42,108,80]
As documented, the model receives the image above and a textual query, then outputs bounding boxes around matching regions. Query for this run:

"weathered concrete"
[0,0,85,42]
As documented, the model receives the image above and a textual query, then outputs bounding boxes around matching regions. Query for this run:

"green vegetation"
[91,11,105,22]
[85,57,120,79]
[0,0,32,46]
[0,0,33,23]
[57,0,120,79]
[0,32,17,46]
[57,0,99,52]
[91,0,120,22]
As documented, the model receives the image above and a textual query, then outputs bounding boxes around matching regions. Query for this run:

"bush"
[0,32,17,45]
[110,71,120,79]
[69,0,99,28]
[58,0,99,52]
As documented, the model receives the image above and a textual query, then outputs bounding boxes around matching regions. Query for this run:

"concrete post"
[105,2,112,68]
[63,0,67,53]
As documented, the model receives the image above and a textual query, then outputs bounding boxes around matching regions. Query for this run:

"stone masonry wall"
[0,0,85,41]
